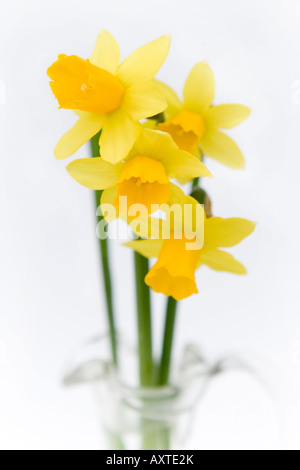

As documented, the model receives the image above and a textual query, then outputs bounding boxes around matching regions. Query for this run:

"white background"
[0,0,300,450]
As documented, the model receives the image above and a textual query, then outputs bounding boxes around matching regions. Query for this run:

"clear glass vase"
[63,335,267,450]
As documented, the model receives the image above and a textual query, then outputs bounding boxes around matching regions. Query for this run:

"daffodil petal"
[205,217,256,248]
[101,186,116,205]
[54,114,103,160]
[73,110,88,117]
[66,157,122,190]
[163,148,212,180]
[117,35,170,87]
[90,30,120,74]
[144,237,200,300]
[130,128,184,166]
[162,184,205,244]
[134,218,167,240]
[205,104,251,129]
[122,81,167,121]
[154,80,182,120]
[201,129,245,169]
[168,182,188,206]
[131,129,212,180]
[130,183,187,240]
[130,129,176,161]
[199,248,247,274]
[176,146,203,184]
[162,183,187,237]
[124,239,163,258]
[147,271,198,300]
[100,187,119,223]
[100,110,142,164]
[142,120,157,130]
[132,183,205,244]
[100,185,148,228]
[183,62,215,112]
[194,146,203,160]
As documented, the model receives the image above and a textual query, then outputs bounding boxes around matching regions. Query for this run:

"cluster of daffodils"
[48,30,255,302]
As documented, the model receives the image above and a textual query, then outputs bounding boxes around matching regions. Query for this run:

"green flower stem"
[90,132,118,367]
[158,173,204,385]
[191,177,199,191]
[157,296,178,386]
[158,173,202,386]
[149,112,165,123]
[134,251,153,387]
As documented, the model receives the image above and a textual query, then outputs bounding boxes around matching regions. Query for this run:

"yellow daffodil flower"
[66,129,212,218]
[125,187,256,300]
[47,30,171,164]
[149,63,250,170]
